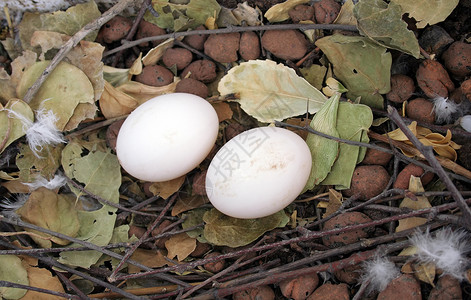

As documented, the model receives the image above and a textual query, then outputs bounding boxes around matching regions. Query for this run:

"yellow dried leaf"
[413,262,436,286]
[148,175,186,200]
[396,176,431,232]
[264,0,309,23]
[99,81,138,119]
[384,121,460,161]
[323,189,343,218]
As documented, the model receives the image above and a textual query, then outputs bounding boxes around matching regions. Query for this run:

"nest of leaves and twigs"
[0,0,471,299]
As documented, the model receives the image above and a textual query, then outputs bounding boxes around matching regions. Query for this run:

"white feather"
[7,107,66,157]
[23,174,67,191]
[0,194,29,215]
[409,227,470,280]
[360,255,400,294]
[432,96,460,124]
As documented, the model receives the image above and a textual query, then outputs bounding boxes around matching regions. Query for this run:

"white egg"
[116,93,219,182]
[205,127,312,219]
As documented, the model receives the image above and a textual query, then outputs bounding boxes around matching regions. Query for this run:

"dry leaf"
[334,0,356,26]
[413,262,436,286]
[264,0,310,23]
[148,175,186,200]
[323,189,343,218]
[129,249,169,273]
[212,102,233,122]
[21,266,65,300]
[116,80,179,105]
[142,38,177,66]
[100,81,139,119]
[396,176,431,232]
[218,59,327,123]
[172,195,209,216]
[391,0,459,28]
[385,121,460,161]
[165,233,197,261]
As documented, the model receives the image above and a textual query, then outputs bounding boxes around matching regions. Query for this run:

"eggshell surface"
[116,93,219,182]
[205,127,312,219]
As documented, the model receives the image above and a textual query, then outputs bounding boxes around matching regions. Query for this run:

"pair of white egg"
[116,93,312,219]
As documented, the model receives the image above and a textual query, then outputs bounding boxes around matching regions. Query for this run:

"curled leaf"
[264,0,310,23]
[385,121,460,161]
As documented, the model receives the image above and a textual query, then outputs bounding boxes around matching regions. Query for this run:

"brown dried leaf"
[129,249,169,273]
[172,195,209,216]
[148,175,186,200]
[323,189,343,218]
[21,266,65,300]
[212,102,233,122]
[165,233,197,261]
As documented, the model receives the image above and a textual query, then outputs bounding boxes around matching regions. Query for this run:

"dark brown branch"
[387,106,471,230]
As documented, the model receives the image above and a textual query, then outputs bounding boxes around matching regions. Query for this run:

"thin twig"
[62,172,157,217]
[387,106,471,230]
[104,23,358,56]
[110,198,470,282]
[22,0,135,103]
[0,280,80,299]
[108,194,180,283]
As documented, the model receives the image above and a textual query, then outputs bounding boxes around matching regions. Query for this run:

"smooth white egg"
[205,127,312,219]
[116,93,219,182]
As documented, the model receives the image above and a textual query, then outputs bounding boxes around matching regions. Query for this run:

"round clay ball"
[362,143,393,166]
[100,16,132,43]
[162,47,193,70]
[280,274,319,300]
[135,20,166,47]
[386,74,415,103]
[233,285,275,300]
[183,25,208,51]
[393,163,434,189]
[239,31,261,61]
[181,59,217,83]
[289,4,315,23]
[416,59,455,98]
[175,78,208,99]
[307,283,349,300]
[343,165,390,200]
[406,98,436,124]
[442,41,471,77]
[261,30,308,61]
[135,65,174,87]
[322,212,372,247]
[313,0,341,24]
[204,32,240,63]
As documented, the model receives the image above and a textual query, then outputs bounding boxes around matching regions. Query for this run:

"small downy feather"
[432,96,460,124]
[7,107,66,157]
[360,255,401,294]
[0,194,29,216]
[409,227,471,281]
[23,174,67,191]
